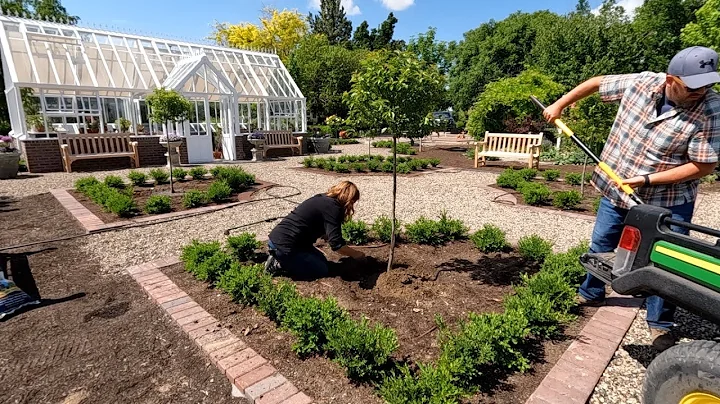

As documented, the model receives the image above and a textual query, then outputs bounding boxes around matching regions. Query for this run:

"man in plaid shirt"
[544,46,720,351]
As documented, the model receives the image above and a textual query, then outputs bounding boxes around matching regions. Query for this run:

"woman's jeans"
[267,240,329,280]
[579,197,695,331]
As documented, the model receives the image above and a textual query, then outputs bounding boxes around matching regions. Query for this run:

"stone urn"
[159,136,183,167]
[309,136,331,154]
[248,133,266,162]
[0,151,21,179]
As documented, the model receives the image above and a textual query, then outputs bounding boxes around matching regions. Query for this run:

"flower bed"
[174,213,595,403]
[69,166,261,222]
[301,154,440,175]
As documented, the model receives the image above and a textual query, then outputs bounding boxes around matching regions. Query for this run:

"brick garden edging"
[51,181,276,233]
[126,257,315,404]
[525,292,643,404]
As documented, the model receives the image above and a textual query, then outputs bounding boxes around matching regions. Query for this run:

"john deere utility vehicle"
[531,96,720,404]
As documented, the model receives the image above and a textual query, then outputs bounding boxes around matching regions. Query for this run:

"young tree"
[145,88,193,193]
[344,50,445,271]
[212,7,308,63]
[308,0,353,46]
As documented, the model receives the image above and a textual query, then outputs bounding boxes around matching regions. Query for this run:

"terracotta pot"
[213,151,222,159]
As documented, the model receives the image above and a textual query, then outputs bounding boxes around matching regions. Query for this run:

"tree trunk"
[387,135,397,272]
[580,154,588,197]
[167,120,174,194]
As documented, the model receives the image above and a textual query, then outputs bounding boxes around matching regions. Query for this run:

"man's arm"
[623,162,717,188]
[543,76,603,122]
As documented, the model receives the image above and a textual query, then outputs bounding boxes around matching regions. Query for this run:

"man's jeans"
[267,240,329,280]
[579,197,695,331]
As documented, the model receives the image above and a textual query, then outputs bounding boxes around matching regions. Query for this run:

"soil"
[162,238,597,404]
[0,193,242,404]
[68,179,270,224]
[489,181,602,216]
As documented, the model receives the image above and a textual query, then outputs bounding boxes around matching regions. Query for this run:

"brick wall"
[21,139,63,173]
[234,134,252,160]
[131,135,166,166]
[179,138,189,165]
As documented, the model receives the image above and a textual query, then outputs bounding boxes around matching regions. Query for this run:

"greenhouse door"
[185,97,214,163]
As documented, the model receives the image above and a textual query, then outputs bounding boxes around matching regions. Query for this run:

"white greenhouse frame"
[0,12,306,161]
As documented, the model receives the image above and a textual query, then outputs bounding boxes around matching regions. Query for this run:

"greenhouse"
[0,12,306,162]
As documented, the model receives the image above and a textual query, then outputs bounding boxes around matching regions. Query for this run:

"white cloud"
[380,0,415,11]
[309,0,362,16]
[591,0,644,17]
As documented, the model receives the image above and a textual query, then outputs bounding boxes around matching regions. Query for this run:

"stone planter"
[159,140,183,167]
[0,151,21,179]
[309,137,331,154]
[248,139,265,162]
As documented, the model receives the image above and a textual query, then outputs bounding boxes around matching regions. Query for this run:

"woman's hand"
[336,245,365,260]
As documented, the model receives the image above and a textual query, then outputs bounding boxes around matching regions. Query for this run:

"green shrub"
[172,168,188,180]
[149,168,169,184]
[517,168,537,181]
[212,166,255,192]
[226,232,260,262]
[519,270,576,317]
[393,143,416,155]
[334,163,350,173]
[350,162,368,173]
[380,161,394,173]
[553,190,583,210]
[396,163,411,174]
[75,176,100,192]
[218,263,267,306]
[180,240,233,283]
[372,140,393,148]
[518,182,551,206]
[105,192,136,217]
[206,180,232,202]
[325,316,399,382]
[144,195,172,214]
[428,158,441,167]
[367,160,381,172]
[405,217,442,246]
[372,155,385,162]
[257,279,299,323]
[302,156,316,168]
[517,235,553,262]
[592,197,601,213]
[182,190,207,208]
[504,279,574,339]
[379,362,467,404]
[418,159,430,169]
[540,251,587,287]
[127,170,147,186]
[281,296,348,358]
[701,173,717,184]
[371,215,401,243]
[496,169,525,189]
[564,172,587,186]
[189,166,208,180]
[342,219,370,245]
[437,211,468,241]
[103,175,125,189]
[337,155,348,163]
[542,169,561,181]
[470,224,510,253]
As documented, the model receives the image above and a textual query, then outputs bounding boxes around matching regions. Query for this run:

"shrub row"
[303,155,439,174]
[74,177,136,217]
[496,168,587,210]
[180,231,588,403]
[329,138,360,145]
[124,166,253,189]
[181,235,399,383]
[371,140,417,155]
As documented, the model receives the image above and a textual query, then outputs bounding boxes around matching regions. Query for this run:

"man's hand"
[543,102,565,123]
[622,176,646,189]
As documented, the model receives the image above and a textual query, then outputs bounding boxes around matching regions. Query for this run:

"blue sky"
[61,0,643,44]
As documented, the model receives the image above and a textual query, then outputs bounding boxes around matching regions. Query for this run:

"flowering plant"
[248,132,265,141]
[0,136,17,153]
[159,134,183,142]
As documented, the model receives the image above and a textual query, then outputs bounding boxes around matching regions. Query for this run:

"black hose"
[0,185,304,253]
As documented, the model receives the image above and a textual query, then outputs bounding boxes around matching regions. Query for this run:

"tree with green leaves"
[287,34,366,122]
[351,20,373,49]
[146,88,193,193]
[465,69,564,139]
[308,0,353,47]
[681,0,720,51]
[351,13,403,50]
[406,27,452,75]
[344,50,445,270]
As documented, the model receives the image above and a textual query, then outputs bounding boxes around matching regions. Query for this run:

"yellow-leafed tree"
[212,7,309,63]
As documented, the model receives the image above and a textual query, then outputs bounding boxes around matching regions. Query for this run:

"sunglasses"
[670,76,713,93]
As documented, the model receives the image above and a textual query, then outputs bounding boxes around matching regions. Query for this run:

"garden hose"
[530,95,644,206]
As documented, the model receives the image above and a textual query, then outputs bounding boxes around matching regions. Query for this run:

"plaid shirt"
[591,71,720,210]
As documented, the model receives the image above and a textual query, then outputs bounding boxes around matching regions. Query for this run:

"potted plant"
[158,134,184,166]
[248,132,265,162]
[88,119,100,134]
[26,115,45,132]
[0,136,20,179]
[136,124,145,134]
[308,132,331,154]
[116,117,131,132]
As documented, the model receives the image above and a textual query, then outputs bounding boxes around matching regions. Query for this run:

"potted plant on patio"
[0,136,20,179]
[26,115,45,133]
[116,117,131,133]
[146,87,192,193]
[88,119,100,134]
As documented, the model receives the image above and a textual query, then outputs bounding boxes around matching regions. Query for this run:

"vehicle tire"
[644,340,720,404]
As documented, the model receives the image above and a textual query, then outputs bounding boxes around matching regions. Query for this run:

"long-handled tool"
[530,95,644,206]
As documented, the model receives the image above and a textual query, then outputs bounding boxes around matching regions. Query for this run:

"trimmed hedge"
[74,176,136,217]
[303,155,435,174]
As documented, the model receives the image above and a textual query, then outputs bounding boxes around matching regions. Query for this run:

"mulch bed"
[293,166,444,178]
[0,194,240,404]
[68,179,270,224]
[163,239,598,404]
[489,181,602,216]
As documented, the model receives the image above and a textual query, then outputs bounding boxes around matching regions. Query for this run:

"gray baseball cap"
[668,46,720,89]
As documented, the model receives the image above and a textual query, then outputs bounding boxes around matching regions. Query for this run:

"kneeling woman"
[265,181,366,279]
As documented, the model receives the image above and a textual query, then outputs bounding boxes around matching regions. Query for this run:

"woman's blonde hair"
[326,181,360,220]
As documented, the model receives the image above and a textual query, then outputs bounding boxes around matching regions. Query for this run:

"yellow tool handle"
[598,162,637,196]
[553,118,575,138]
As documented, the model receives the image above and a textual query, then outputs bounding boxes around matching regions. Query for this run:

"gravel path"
[4,142,720,401]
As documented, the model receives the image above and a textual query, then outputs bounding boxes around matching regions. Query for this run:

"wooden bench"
[258,130,304,157]
[59,133,139,173]
[474,131,544,169]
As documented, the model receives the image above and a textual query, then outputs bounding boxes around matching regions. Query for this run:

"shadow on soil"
[437,256,539,286]
[0,292,87,322]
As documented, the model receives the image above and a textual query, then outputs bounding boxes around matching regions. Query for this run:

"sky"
[60,0,645,45]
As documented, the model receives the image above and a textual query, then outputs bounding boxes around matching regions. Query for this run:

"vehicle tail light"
[612,226,641,277]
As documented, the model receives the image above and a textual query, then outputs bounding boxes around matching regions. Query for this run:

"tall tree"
[212,7,308,63]
[344,50,445,271]
[681,0,720,51]
[372,12,398,50]
[308,0,352,46]
[575,0,591,14]
[406,27,451,75]
[351,20,372,49]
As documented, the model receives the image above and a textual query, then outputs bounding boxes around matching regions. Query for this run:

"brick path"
[126,257,315,404]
